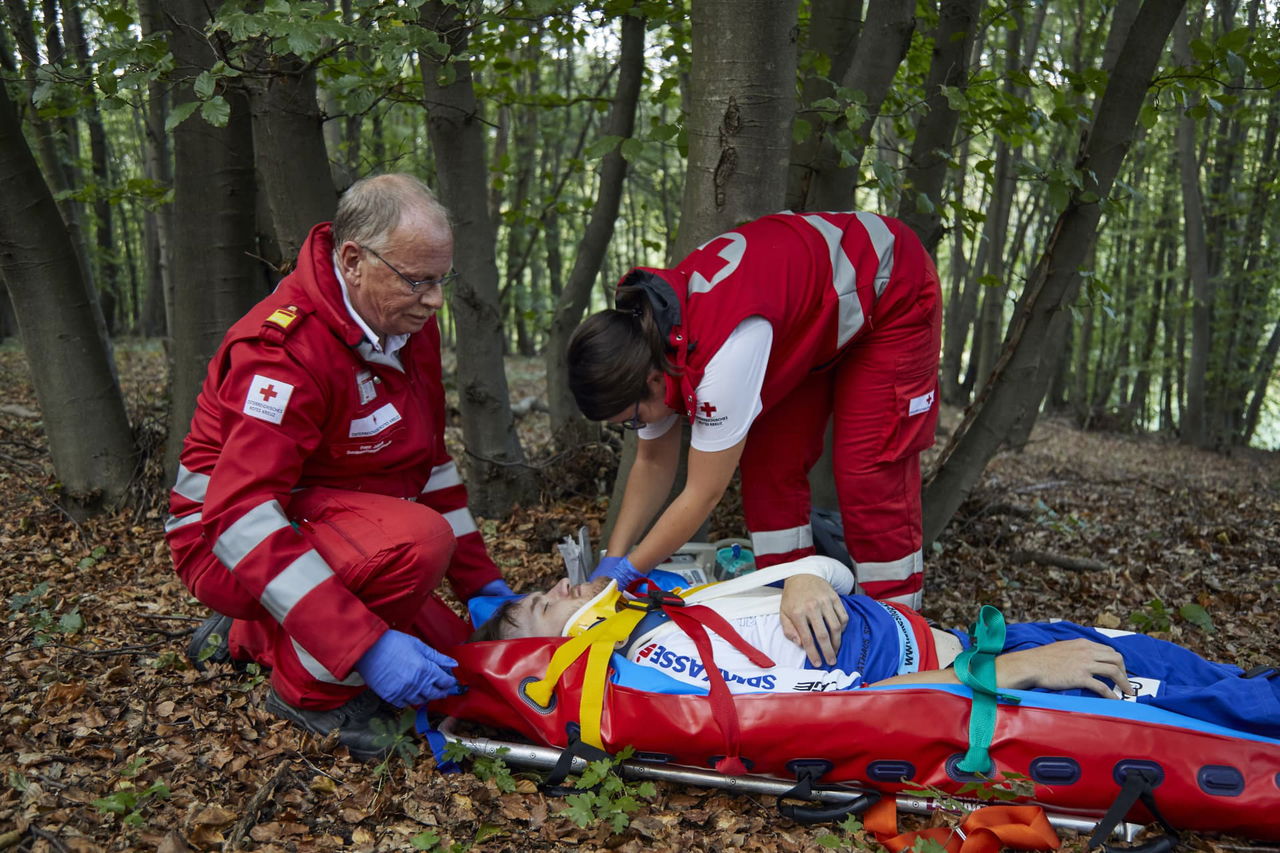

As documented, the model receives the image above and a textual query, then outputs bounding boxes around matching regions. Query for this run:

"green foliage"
[555,746,657,833]
[91,781,171,827]
[8,582,83,648]
[371,708,422,777]
[815,814,877,849]
[1130,599,1217,635]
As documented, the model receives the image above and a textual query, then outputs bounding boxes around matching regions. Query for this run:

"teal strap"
[952,605,1018,774]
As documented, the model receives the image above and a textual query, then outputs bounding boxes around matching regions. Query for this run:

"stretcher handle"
[778,792,880,825]
[776,759,881,825]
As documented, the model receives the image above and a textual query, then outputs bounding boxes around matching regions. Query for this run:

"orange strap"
[864,798,1061,853]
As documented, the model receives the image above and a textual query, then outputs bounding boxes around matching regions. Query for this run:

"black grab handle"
[779,791,881,825]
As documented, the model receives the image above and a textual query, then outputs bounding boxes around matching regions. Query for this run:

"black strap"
[1242,665,1278,680]
[1088,769,1180,852]
[541,724,613,795]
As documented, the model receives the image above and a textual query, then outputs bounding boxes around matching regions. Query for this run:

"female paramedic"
[567,211,942,665]
[468,557,1280,739]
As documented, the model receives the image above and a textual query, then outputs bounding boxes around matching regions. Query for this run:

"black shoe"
[264,688,410,762]
[187,613,234,671]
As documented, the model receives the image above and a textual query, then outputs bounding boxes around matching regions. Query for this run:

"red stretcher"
[434,635,1280,845]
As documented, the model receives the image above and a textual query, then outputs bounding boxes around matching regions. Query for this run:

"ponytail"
[567,285,677,421]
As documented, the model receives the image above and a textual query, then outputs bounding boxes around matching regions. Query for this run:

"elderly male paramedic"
[166,174,513,759]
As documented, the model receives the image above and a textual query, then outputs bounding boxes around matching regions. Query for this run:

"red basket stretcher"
[434,635,1280,844]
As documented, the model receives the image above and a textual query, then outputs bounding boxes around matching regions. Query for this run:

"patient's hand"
[998,639,1134,698]
[780,574,849,667]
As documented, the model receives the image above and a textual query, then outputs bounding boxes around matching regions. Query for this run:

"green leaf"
[165,101,200,132]
[200,96,231,127]
[1179,603,1216,634]
[58,610,83,634]
[194,70,216,100]
[410,831,440,850]
[619,137,642,161]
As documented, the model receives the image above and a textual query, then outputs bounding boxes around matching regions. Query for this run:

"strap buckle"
[621,578,685,612]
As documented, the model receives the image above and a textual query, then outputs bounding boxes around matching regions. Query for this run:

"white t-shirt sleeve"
[689,317,773,452]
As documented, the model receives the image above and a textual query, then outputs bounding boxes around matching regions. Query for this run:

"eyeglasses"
[360,244,458,294]
[619,401,645,430]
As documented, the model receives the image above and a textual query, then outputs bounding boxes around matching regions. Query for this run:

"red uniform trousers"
[738,242,942,609]
[170,487,470,708]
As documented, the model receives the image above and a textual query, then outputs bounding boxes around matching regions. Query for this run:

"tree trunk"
[545,13,645,447]
[922,0,1187,546]
[0,80,136,509]
[1172,9,1213,449]
[62,0,120,334]
[674,0,799,257]
[162,0,262,477]
[789,0,914,211]
[895,0,981,253]
[137,0,173,339]
[419,0,534,518]
[244,50,337,261]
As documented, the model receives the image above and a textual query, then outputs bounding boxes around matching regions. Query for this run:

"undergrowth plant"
[371,708,421,778]
[8,581,83,647]
[556,745,657,832]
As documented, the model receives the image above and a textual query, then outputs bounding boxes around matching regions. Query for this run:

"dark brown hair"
[567,285,676,421]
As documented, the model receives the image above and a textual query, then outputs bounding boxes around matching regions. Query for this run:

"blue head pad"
[467,593,524,630]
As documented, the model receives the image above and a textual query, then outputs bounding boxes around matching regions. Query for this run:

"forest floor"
[1,342,1279,853]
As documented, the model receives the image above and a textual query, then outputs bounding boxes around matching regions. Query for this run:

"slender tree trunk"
[1173,9,1213,449]
[545,13,645,446]
[922,0,1187,546]
[795,0,914,211]
[137,0,173,339]
[0,80,136,509]
[62,0,120,334]
[419,0,534,517]
[895,0,981,253]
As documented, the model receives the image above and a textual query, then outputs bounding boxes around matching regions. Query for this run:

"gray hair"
[332,173,450,251]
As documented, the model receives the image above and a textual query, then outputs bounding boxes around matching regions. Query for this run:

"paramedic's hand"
[999,640,1134,699]
[590,555,643,589]
[473,578,516,599]
[780,574,849,667]
[355,629,460,707]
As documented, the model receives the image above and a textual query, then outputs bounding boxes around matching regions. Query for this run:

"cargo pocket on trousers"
[875,361,940,464]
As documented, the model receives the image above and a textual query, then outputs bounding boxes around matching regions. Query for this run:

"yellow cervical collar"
[562,580,622,637]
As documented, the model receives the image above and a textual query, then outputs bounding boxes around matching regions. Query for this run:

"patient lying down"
[468,557,1280,738]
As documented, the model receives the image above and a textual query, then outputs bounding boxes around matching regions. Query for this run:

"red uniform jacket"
[168,223,498,680]
[627,211,932,431]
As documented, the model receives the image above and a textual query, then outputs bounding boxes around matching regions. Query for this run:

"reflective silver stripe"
[442,507,477,538]
[854,211,896,298]
[750,524,814,557]
[212,499,291,569]
[882,589,923,611]
[291,639,364,686]
[261,549,334,623]
[421,461,462,494]
[172,463,210,503]
[855,551,922,584]
[164,512,202,534]
[800,214,864,347]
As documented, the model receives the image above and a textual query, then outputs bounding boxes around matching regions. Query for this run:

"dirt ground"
[1,345,1278,852]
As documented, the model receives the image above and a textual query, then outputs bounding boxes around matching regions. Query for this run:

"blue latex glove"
[355,629,460,708]
[589,555,643,589]
[473,578,516,598]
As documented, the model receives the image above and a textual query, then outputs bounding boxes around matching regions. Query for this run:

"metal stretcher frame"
[435,717,1144,843]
